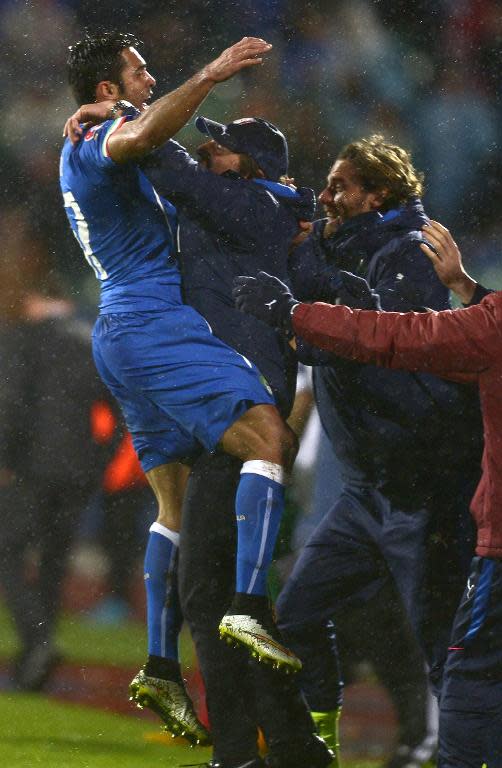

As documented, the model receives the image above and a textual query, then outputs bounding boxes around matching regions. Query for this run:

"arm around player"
[233,268,502,377]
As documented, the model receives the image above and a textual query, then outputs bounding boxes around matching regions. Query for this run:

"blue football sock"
[235,461,286,596]
[144,522,182,660]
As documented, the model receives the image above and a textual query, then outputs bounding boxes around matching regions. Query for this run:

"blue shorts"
[92,306,274,471]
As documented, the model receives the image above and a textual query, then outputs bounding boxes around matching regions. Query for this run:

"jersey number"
[63,191,108,279]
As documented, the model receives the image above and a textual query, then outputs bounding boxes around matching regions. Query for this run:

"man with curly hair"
[233,220,502,768]
[264,136,483,768]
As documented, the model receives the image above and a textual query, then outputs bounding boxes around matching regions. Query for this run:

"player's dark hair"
[337,134,425,211]
[67,31,141,104]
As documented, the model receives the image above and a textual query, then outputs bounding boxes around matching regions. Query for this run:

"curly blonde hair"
[337,134,424,210]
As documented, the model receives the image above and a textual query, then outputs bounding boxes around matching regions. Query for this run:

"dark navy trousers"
[178,452,316,765]
[276,482,475,709]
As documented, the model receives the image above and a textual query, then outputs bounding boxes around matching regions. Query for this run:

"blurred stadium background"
[2,0,501,305]
[0,0,501,765]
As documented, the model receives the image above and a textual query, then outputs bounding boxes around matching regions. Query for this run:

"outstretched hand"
[421,220,476,304]
[203,37,272,83]
[233,271,299,333]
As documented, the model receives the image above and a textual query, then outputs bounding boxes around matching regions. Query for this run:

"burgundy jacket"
[293,292,502,559]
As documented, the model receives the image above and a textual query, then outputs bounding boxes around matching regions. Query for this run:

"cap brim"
[195,116,226,140]
[195,116,240,152]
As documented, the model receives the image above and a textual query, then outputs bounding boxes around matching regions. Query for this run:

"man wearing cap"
[140,117,338,768]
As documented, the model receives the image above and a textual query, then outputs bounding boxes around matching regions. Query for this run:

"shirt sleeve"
[288,232,323,299]
[288,225,346,303]
[141,140,278,244]
[290,230,444,312]
[464,283,494,307]
[77,117,129,170]
[292,292,502,377]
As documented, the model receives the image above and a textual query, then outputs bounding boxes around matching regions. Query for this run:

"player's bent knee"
[221,404,297,469]
[252,421,297,469]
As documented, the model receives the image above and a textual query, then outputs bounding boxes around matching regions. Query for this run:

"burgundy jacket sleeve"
[292,292,502,378]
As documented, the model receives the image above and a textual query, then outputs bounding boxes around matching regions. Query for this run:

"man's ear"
[95,80,121,102]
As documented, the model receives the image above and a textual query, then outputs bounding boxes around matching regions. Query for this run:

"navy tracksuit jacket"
[142,140,316,416]
[277,200,484,708]
[142,141,320,765]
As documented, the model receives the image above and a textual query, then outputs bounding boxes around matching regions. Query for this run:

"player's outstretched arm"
[64,38,272,145]
[109,37,271,163]
[421,221,477,304]
[233,271,501,375]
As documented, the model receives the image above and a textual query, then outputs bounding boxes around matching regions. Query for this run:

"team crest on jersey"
[85,125,102,141]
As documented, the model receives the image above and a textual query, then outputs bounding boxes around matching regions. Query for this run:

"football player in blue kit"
[60,31,301,747]
[65,94,341,764]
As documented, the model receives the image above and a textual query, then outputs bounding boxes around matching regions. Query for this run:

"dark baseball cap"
[195,116,288,181]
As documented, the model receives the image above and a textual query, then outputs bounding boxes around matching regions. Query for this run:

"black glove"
[232,271,300,333]
[336,271,381,309]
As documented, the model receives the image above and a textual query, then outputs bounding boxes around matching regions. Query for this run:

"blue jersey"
[59,118,274,469]
[59,117,180,313]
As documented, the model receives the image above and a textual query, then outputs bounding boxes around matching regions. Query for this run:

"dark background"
[1,0,501,309]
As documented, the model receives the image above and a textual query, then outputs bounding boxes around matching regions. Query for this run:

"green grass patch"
[0,693,379,768]
[0,692,210,766]
[0,601,380,768]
